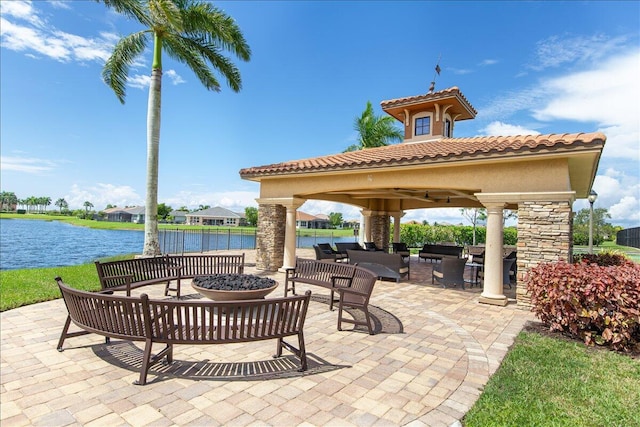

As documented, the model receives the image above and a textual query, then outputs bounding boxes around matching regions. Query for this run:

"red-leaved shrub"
[573,252,628,266]
[525,259,640,352]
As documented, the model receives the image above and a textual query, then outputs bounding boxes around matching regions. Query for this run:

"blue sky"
[1,1,639,227]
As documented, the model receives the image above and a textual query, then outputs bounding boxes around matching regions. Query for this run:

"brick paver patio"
[1,249,535,426]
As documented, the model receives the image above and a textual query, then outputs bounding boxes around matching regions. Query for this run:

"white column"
[282,206,297,270]
[392,211,404,242]
[361,209,372,243]
[479,203,507,306]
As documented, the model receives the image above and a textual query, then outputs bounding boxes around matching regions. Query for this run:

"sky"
[1,1,639,227]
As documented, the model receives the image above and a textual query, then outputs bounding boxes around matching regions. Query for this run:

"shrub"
[526,259,640,352]
[574,252,628,266]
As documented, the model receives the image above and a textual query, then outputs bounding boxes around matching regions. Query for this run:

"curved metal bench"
[56,277,310,385]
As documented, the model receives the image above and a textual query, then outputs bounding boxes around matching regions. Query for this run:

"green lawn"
[463,328,640,426]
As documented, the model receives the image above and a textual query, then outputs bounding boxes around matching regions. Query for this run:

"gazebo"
[239,86,605,306]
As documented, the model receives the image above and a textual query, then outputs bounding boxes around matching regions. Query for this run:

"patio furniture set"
[57,254,379,384]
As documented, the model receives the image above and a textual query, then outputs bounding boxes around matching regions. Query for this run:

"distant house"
[185,206,246,226]
[296,211,331,229]
[103,206,145,223]
[169,210,187,224]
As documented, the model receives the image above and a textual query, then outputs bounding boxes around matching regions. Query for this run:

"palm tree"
[55,198,68,214]
[84,201,94,215]
[344,101,403,152]
[99,0,251,256]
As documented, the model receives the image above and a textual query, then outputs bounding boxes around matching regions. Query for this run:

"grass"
[0,254,133,311]
[463,329,640,426]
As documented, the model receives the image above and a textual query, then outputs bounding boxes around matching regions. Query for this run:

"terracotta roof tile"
[239,132,606,178]
[380,86,478,115]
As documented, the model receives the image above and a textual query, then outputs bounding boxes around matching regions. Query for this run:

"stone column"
[255,203,285,272]
[479,203,507,306]
[517,198,573,306]
[370,213,390,249]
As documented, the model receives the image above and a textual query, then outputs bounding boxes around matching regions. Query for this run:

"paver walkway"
[1,249,535,426]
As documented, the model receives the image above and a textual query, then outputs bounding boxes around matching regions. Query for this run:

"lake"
[0,219,358,270]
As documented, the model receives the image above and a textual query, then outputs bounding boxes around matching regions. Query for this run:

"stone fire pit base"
[191,274,278,301]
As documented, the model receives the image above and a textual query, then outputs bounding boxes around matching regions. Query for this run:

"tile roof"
[239,132,606,179]
[380,86,478,116]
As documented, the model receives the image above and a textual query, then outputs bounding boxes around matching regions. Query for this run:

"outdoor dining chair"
[432,257,467,289]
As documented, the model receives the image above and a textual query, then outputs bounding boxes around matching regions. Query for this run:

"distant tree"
[0,191,18,211]
[42,196,52,212]
[198,205,211,211]
[344,101,403,152]
[178,206,189,212]
[55,198,68,213]
[157,203,172,220]
[503,209,517,225]
[84,201,94,214]
[105,204,116,209]
[329,212,343,228]
[99,0,251,256]
[573,207,613,246]
[244,207,258,227]
[460,208,486,245]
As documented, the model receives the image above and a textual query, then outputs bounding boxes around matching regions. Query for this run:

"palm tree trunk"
[143,67,162,256]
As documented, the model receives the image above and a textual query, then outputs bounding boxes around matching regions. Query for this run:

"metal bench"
[94,253,245,298]
[56,277,311,385]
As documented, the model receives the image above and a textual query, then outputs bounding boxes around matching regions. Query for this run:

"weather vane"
[428,54,442,93]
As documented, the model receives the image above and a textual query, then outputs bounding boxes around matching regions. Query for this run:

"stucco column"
[361,209,372,243]
[281,198,305,271]
[391,211,404,242]
[479,203,507,306]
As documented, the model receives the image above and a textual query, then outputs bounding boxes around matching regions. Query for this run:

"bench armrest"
[330,275,354,288]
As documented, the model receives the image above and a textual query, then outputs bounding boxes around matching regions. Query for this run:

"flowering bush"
[526,256,640,352]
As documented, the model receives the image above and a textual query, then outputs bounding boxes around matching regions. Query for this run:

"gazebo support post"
[479,203,508,306]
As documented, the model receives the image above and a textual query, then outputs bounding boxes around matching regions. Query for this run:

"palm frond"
[149,0,183,32]
[163,35,221,92]
[101,32,149,103]
[96,0,152,27]
[179,0,251,61]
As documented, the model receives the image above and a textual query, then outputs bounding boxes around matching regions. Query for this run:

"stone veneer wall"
[370,214,390,249]
[516,200,572,306]
[256,204,286,271]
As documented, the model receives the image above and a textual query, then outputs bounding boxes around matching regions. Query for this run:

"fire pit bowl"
[191,274,278,301]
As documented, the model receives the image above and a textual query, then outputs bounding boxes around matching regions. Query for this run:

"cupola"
[380,86,477,142]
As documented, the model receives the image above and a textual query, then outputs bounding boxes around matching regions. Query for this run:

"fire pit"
[191,274,278,301]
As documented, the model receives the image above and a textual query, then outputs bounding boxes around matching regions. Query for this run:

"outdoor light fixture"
[588,190,598,254]
[446,197,450,204]
[425,192,429,199]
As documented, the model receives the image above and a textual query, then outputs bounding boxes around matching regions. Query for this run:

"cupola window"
[444,118,452,137]
[415,117,431,136]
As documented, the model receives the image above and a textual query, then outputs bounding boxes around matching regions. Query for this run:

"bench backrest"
[57,278,311,345]
[335,242,364,254]
[95,256,173,289]
[57,279,148,341]
[147,292,311,344]
[421,244,463,257]
[293,257,357,283]
[168,254,245,277]
[347,250,407,268]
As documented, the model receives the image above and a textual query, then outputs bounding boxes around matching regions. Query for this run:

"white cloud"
[127,74,151,89]
[127,69,185,89]
[165,69,185,85]
[66,183,143,210]
[0,156,57,173]
[529,34,628,71]
[0,0,45,27]
[479,121,540,136]
[0,12,114,63]
[479,59,498,66]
